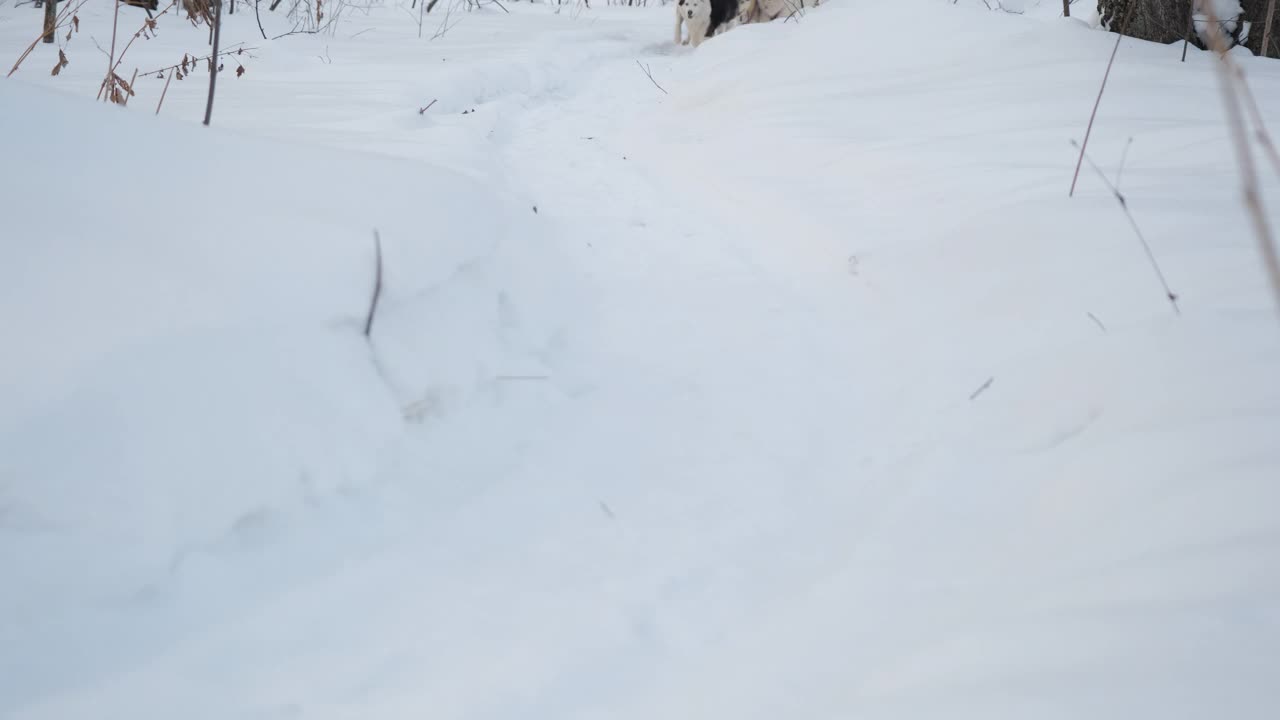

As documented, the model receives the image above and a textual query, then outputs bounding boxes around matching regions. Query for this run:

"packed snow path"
[2,1,1279,718]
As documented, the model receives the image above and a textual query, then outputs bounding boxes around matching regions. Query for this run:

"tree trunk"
[1064,0,1071,17]
[1096,0,1268,51]
[204,0,222,126]
[42,0,57,44]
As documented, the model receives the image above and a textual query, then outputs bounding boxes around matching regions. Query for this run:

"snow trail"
[3,1,1280,718]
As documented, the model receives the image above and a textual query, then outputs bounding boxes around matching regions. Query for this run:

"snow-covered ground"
[2,0,1279,717]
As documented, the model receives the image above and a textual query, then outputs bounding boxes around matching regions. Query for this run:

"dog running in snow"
[674,0,807,47]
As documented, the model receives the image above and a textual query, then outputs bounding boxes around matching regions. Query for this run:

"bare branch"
[1072,139,1180,315]
[364,230,383,338]
[636,60,667,94]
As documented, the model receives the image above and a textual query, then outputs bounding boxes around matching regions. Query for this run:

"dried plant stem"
[106,0,120,101]
[122,68,137,105]
[1072,139,1181,315]
[8,0,90,77]
[1201,4,1280,317]
[111,0,179,76]
[1071,1,1136,197]
[155,67,173,114]
[138,44,254,78]
[1235,71,1280,181]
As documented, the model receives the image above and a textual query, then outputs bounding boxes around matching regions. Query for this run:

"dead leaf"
[50,50,68,76]
[236,64,245,77]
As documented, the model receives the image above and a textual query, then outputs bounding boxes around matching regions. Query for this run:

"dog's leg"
[674,10,684,45]
[688,10,710,47]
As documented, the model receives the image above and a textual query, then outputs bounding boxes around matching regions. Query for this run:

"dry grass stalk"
[1201,3,1280,317]
[155,67,174,114]
[7,0,89,78]
[105,0,121,100]
[1072,139,1181,315]
[1070,1,1137,197]
[98,0,179,104]
[138,44,255,80]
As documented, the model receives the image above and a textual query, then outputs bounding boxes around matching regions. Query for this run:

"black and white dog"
[673,0,796,47]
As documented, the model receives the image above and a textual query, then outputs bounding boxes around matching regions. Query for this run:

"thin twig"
[1087,311,1108,333]
[7,0,91,77]
[138,44,255,78]
[106,0,120,102]
[114,0,179,75]
[364,230,383,338]
[1115,136,1134,191]
[155,67,173,114]
[1072,2,1137,197]
[255,0,267,38]
[636,60,667,94]
[1072,139,1180,315]
[969,377,994,401]
[123,67,137,105]
[418,98,437,114]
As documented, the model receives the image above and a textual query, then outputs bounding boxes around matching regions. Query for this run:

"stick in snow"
[637,60,668,95]
[364,230,383,338]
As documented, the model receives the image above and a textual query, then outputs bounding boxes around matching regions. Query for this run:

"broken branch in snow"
[364,230,383,339]
[969,377,994,401]
[418,98,438,114]
[1072,139,1180,316]
[636,60,667,95]
[1087,311,1108,333]
[1200,3,1280,319]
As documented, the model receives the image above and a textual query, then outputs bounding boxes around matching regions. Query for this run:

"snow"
[2,0,1280,718]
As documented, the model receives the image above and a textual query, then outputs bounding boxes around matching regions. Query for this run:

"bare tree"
[42,0,57,44]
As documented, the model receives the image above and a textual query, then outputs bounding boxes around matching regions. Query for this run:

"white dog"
[674,0,812,47]
[674,0,712,47]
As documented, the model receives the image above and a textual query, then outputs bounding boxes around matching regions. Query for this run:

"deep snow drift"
[2,0,1279,718]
